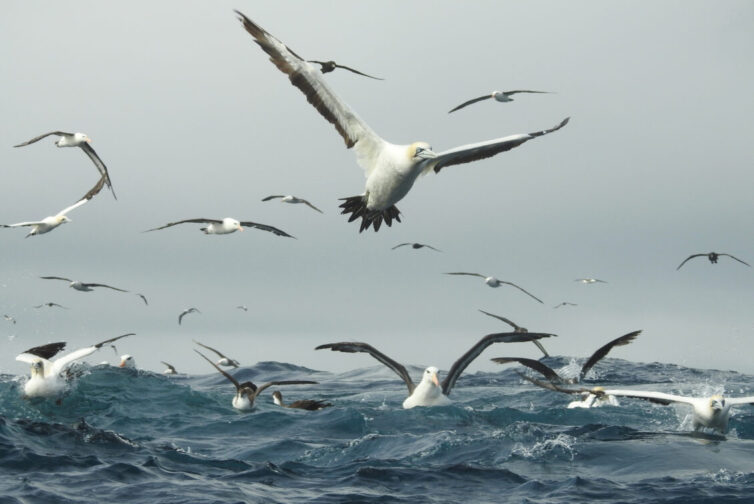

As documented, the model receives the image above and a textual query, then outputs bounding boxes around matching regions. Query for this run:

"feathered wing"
[238,220,295,238]
[13,131,72,147]
[491,356,563,383]
[161,362,177,373]
[79,144,116,199]
[719,254,751,267]
[84,283,129,293]
[56,198,89,218]
[499,280,544,304]
[193,340,229,361]
[144,218,222,232]
[448,94,493,113]
[40,276,73,283]
[301,200,324,213]
[516,371,592,395]
[316,342,416,395]
[234,11,385,177]
[262,195,285,201]
[54,175,107,217]
[602,389,696,406]
[50,346,100,376]
[194,350,241,389]
[424,117,570,174]
[94,333,134,349]
[324,62,384,80]
[17,342,67,360]
[442,332,555,395]
[676,254,705,270]
[2,220,45,228]
[726,396,754,406]
[579,330,641,381]
[251,380,319,400]
[445,272,486,278]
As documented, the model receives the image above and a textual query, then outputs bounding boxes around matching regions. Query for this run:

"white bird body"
[119,354,136,369]
[203,218,243,235]
[232,392,254,411]
[402,367,452,409]
[54,132,90,147]
[3,199,86,237]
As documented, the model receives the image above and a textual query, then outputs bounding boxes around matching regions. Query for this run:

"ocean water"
[2,358,754,504]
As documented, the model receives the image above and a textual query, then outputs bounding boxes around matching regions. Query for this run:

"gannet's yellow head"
[408,142,436,161]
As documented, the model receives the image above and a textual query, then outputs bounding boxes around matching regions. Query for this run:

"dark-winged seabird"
[307,60,384,80]
[161,361,177,375]
[16,333,134,397]
[262,195,323,213]
[478,309,553,357]
[178,308,200,325]
[553,302,578,309]
[40,275,129,294]
[144,217,293,238]
[575,278,607,284]
[445,272,543,303]
[272,390,332,410]
[1,175,107,237]
[493,330,642,384]
[392,242,441,252]
[4,315,16,324]
[235,11,569,232]
[316,331,554,408]
[14,131,116,199]
[34,302,68,309]
[676,252,750,270]
[193,340,240,368]
[195,350,317,411]
[448,90,552,113]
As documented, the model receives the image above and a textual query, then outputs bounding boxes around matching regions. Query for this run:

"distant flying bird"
[34,302,68,309]
[448,90,552,113]
[178,307,200,325]
[195,350,317,411]
[676,252,750,270]
[478,309,553,357]
[272,390,332,410]
[445,272,543,303]
[553,302,578,309]
[316,331,554,408]
[262,194,323,213]
[16,333,134,397]
[3,315,16,324]
[493,329,642,383]
[236,305,248,312]
[40,276,129,294]
[391,242,441,252]
[144,217,293,238]
[136,293,149,306]
[118,354,136,369]
[235,11,569,232]
[193,340,240,368]
[161,361,177,375]
[574,278,607,284]
[307,60,384,80]
[13,131,116,199]
[1,175,107,237]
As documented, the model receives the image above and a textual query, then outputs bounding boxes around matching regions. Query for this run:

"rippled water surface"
[2,359,754,503]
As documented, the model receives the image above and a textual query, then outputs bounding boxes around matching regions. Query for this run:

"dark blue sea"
[2,358,754,503]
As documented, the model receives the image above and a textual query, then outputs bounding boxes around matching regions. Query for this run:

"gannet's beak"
[416,148,437,160]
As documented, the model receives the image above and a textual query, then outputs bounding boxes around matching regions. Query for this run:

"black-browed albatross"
[178,307,200,325]
[235,11,569,232]
[392,242,441,252]
[193,340,240,368]
[13,131,116,199]
[445,272,543,304]
[316,331,554,408]
[478,309,553,357]
[307,60,384,80]
[262,194,323,213]
[272,390,332,410]
[39,275,130,294]
[448,90,552,113]
[144,217,293,238]
[676,252,750,270]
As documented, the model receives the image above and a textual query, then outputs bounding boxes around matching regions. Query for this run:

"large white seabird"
[235,11,569,232]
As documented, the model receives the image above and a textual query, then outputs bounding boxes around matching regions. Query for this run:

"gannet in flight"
[448,90,552,113]
[676,252,750,270]
[235,11,569,232]
[316,331,554,408]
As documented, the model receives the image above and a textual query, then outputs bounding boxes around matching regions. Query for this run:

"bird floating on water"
[445,272,543,303]
[448,90,552,113]
[235,11,569,232]
[144,217,293,238]
[676,252,750,270]
[272,390,332,411]
[118,354,136,369]
[262,195,323,213]
[14,131,116,199]
[316,331,554,408]
[193,340,240,368]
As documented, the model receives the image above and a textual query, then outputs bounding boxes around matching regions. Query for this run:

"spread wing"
[316,342,415,395]
[310,60,384,80]
[194,349,240,389]
[445,272,486,278]
[424,117,570,174]
[726,396,754,406]
[602,389,695,406]
[161,361,177,373]
[235,11,384,176]
[498,280,544,304]
[193,340,228,360]
[2,220,45,228]
[18,342,67,360]
[580,330,641,381]
[719,253,751,267]
[300,199,323,213]
[80,144,116,199]
[447,94,493,113]
[53,175,108,217]
[83,283,129,293]
[676,254,706,270]
[93,333,134,349]
[40,276,73,283]
[442,332,555,394]
[144,218,222,232]
[252,380,319,400]
[516,372,593,395]
[50,345,99,376]
[238,220,295,238]
[492,357,563,382]
[13,131,72,147]
[262,195,285,201]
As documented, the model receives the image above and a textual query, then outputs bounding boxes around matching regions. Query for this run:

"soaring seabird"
[13,131,116,199]
[493,329,642,383]
[316,331,554,408]
[144,217,293,238]
[307,60,384,80]
[136,293,149,306]
[1,175,107,237]
[193,340,240,368]
[392,242,441,252]
[178,307,200,325]
[16,333,134,397]
[262,195,323,213]
[676,252,750,270]
[161,361,177,375]
[118,354,136,369]
[478,309,553,357]
[445,272,543,304]
[195,350,317,411]
[272,390,332,410]
[448,90,552,113]
[235,12,569,232]
[33,302,68,309]
[236,305,248,312]
[40,276,130,294]
[4,315,16,324]
[553,302,578,309]
[575,278,607,284]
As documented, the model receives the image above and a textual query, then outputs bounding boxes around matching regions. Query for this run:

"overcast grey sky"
[2,1,753,377]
